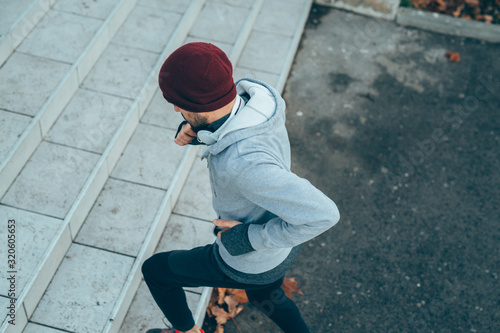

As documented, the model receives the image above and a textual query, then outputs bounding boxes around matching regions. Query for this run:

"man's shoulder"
[213,140,280,176]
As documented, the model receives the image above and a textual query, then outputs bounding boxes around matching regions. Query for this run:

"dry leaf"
[217,288,226,305]
[206,277,304,332]
[464,0,479,6]
[407,0,499,24]
[435,0,447,11]
[210,305,232,325]
[206,288,248,333]
[282,277,304,299]
[226,288,249,303]
[224,295,240,315]
[483,14,493,23]
[445,51,460,63]
[452,4,464,16]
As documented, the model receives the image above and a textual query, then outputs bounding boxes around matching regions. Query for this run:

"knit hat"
[158,42,236,112]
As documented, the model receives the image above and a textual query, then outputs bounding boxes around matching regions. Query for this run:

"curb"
[277,0,315,94]
[396,7,500,43]
[314,0,400,20]
[313,1,499,43]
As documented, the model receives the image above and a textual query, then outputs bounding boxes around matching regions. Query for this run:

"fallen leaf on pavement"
[217,288,226,305]
[445,51,460,63]
[210,305,232,325]
[206,277,304,332]
[225,288,249,303]
[465,0,480,6]
[282,277,304,299]
[407,0,499,24]
[452,4,464,17]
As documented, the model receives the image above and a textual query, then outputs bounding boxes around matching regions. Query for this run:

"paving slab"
[0,295,8,309]
[121,215,215,331]
[0,296,11,324]
[23,323,66,333]
[82,43,158,100]
[76,178,165,256]
[138,0,191,13]
[173,157,217,222]
[208,0,254,8]
[1,142,99,218]
[120,281,202,333]
[141,90,184,131]
[0,0,36,37]
[233,67,280,88]
[0,52,70,116]
[113,5,182,53]
[0,110,31,163]
[0,205,62,298]
[17,10,102,64]
[45,89,132,154]
[1,293,28,331]
[31,243,135,333]
[111,124,185,189]
[54,0,118,19]
[189,1,250,44]
[156,214,215,256]
[238,30,292,75]
[253,0,304,37]
[184,36,232,56]
[315,0,400,20]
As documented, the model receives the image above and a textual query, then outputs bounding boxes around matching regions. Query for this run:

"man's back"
[201,79,339,285]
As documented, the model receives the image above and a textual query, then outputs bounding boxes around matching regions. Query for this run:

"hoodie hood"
[201,78,286,158]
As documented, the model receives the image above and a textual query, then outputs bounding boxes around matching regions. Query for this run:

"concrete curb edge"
[396,7,500,43]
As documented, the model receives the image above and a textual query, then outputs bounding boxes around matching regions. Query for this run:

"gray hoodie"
[200,78,340,284]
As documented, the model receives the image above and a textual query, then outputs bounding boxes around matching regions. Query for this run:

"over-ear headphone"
[197,130,217,145]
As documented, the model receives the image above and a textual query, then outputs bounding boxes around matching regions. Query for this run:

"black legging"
[142,244,310,333]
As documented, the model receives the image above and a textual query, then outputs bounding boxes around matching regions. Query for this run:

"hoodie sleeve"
[174,121,203,146]
[232,161,340,252]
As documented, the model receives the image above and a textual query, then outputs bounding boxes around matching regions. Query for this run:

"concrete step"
[1,0,266,331]
[0,0,140,199]
[33,0,270,329]
[0,0,206,331]
[120,0,314,331]
[0,0,313,331]
[0,0,55,66]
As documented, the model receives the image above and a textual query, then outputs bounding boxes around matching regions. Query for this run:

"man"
[142,42,340,333]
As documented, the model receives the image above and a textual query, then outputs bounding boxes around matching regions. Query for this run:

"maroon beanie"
[158,42,236,112]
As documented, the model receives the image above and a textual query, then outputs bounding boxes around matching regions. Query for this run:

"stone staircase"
[0,0,312,332]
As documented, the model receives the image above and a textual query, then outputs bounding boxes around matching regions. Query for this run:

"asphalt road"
[207,5,500,333]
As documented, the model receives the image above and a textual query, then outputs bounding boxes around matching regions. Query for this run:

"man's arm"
[219,161,340,256]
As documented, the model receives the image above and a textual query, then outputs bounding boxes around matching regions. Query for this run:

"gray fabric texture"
[201,78,340,283]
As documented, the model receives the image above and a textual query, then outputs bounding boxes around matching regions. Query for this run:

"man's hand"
[213,219,243,239]
[174,122,197,146]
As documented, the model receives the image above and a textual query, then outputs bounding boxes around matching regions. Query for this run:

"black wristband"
[220,223,255,256]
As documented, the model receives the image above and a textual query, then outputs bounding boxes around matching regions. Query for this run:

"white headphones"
[197,130,217,145]
[196,95,243,145]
